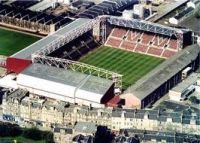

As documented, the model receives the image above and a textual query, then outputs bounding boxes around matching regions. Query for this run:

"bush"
[42,131,54,143]
[23,128,54,143]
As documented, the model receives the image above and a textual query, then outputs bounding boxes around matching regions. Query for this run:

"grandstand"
[0,3,72,35]
[49,32,100,60]
[105,16,192,59]
[106,27,178,58]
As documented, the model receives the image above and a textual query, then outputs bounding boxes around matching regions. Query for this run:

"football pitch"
[79,46,165,89]
[0,28,40,56]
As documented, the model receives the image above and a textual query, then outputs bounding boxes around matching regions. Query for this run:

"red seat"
[106,37,122,47]
[162,50,176,58]
[121,41,136,51]
[147,47,163,56]
[135,44,148,53]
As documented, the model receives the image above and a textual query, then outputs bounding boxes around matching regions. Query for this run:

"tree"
[23,128,42,141]
[94,126,115,143]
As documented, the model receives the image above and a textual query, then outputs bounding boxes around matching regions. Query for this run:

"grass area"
[0,28,40,56]
[0,136,46,143]
[79,46,165,89]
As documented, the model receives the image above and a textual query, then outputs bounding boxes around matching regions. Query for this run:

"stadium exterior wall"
[141,73,182,108]
[6,58,32,74]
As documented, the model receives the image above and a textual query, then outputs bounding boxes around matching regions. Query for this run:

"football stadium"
[3,0,200,109]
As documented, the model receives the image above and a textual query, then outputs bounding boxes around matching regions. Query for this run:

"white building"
[17,63,114,108]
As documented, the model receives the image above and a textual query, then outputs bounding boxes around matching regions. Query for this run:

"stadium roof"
[11,18,91,60]
[107,16,189,36]
[19,63,113,95]
[124,44,200,100]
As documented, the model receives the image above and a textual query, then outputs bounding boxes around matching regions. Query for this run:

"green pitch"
[79,46,165,89]
[0,28,40,56]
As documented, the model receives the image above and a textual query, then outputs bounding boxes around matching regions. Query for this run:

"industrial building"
[122,44,200,109]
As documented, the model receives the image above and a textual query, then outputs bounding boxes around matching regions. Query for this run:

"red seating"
[162,50,176,58]
[126,30,142,41]
[153,35,169,47]
[105,27,181,59]
[169,39,178,50]
[135,44,148,53]
[111,28,127,38]
[141,33,154,44]
[121,41,136,51]
[147,47,163,56]
[106,37,122,47]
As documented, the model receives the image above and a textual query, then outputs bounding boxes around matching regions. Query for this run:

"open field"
[0,28,40,56]
[80,46,165,89]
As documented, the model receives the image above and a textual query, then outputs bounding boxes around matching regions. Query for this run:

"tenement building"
[2,89,200,135]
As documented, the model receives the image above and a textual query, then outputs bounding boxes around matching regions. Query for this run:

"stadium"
[3,0,200,109]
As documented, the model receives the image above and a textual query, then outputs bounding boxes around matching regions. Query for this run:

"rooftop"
[74,122,97,134]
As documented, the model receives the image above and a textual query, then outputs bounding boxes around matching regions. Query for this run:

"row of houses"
[2,89,199,135]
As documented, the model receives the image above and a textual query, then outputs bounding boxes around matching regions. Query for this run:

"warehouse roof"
[124,44,200,100]
[20,63,113,95]
[11,18,91,60]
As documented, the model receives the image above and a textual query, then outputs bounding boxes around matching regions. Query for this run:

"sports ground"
[80,46,165,89]
[0,28,40,56]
